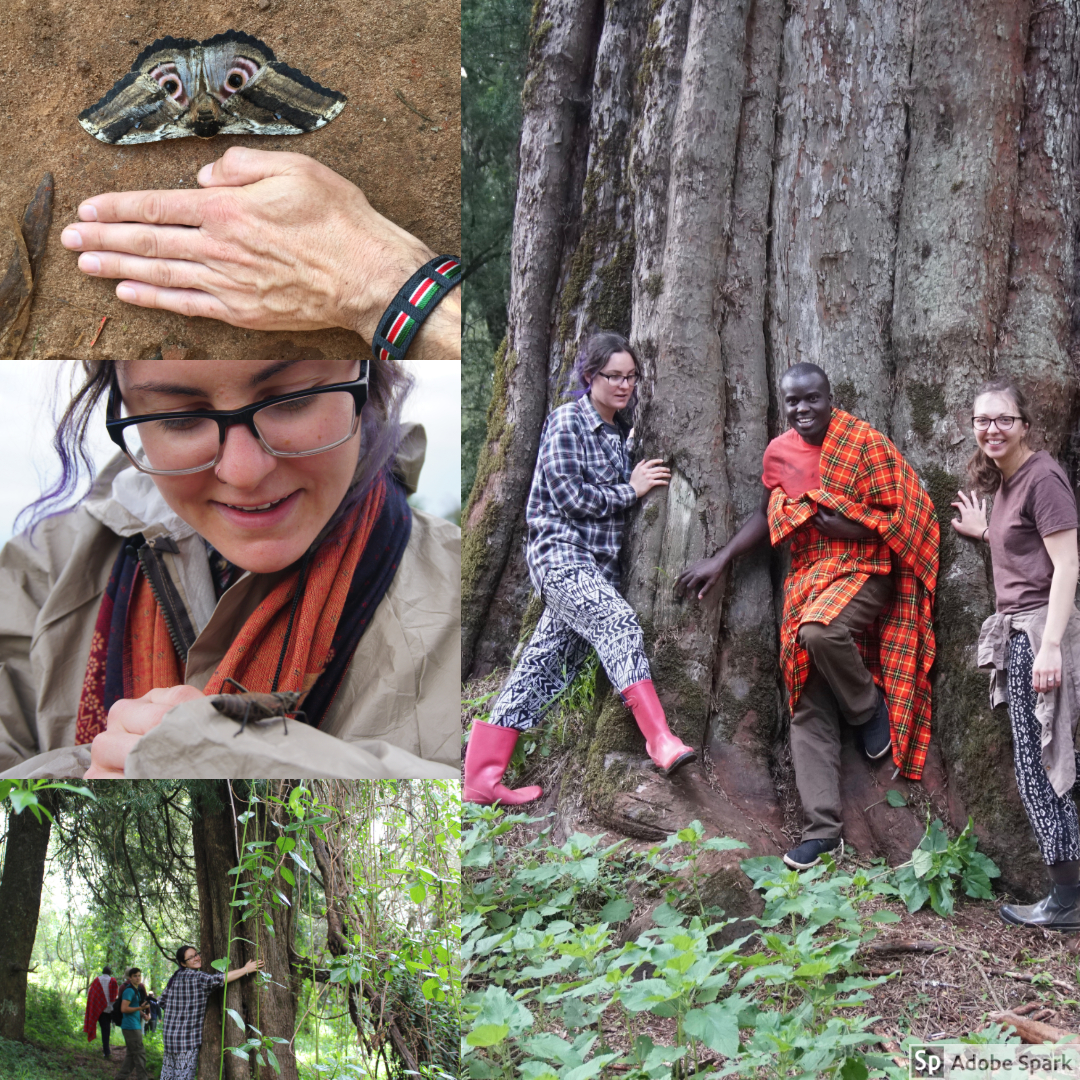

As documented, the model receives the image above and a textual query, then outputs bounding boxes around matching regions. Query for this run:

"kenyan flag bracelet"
[372,257,462,363]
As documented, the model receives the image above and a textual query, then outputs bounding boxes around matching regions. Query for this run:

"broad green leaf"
[562,1054,619,1080]
[683,1004,740,1056]
[279,867,296,887]
[911,848,934,879]
[410,884,427,904]
[210,959,228,972]
[870,910,901,923]
[265,1048,281,1075]
[226,1008,247,1033]
[885,789,907,807]
[8,789,40,815]
[597,898,633,924]
[465,1024,509,1048]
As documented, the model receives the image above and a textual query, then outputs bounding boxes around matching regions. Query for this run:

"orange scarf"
[78,479,386,741]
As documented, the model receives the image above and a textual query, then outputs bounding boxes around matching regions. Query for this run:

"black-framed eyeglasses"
[972,414,1021,431]
[594,371,639,387]
[106,361,369,476]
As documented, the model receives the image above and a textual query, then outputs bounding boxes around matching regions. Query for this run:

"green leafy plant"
[0,780,93,820]
[890,817,1000,917]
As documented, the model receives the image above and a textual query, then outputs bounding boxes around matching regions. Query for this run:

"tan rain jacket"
[0,425,459,779]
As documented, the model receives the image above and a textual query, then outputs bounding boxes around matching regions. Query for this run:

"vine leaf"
[226,1007,247,1033]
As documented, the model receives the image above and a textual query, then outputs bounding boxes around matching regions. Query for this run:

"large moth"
[78,31,346,144]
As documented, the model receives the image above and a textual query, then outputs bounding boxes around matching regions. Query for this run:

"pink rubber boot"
[621,680,696,774]
[463,720,544,804]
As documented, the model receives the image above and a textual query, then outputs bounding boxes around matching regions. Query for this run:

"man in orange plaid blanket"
[677,363,938,869]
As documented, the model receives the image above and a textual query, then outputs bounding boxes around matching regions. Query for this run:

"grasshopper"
[209,677,305,736]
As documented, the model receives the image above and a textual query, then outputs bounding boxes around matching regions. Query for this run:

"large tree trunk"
[0,794,52,1041]
[192,783,297,1080]
[463,0,1080,899]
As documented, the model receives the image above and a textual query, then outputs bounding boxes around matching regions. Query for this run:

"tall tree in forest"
[0,792,54,1041]
[463,0,1080,897]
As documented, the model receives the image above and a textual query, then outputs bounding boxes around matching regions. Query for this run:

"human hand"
[630,458,671,498]
[84,684,204,778]
[1033,641,1063,694]
[245,959,265,975]
[60,147,459,360]
[809,506,877,540]
[675,552,728,601]
[950,489,988,541]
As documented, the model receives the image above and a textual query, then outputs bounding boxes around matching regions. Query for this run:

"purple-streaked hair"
[15,350,414,543]
[568,331,640,416]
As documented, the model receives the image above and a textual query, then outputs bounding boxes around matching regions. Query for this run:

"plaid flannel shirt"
[159,968,225,1053]
[525,396,637,592]
[768,409,939,780]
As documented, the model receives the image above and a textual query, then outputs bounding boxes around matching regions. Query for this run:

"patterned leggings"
[489,563,652,731]
[159,1049,200,1080]
[1008,632,1080,866]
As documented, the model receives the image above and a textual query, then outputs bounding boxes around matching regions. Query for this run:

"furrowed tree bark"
[0,795,52,1041]
[890,0,1034,890]
[462,0,603,674]
[463,0,1080,900]
[193,784,297,1080]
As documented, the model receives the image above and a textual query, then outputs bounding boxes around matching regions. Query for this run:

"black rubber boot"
[1001,860,1080,930]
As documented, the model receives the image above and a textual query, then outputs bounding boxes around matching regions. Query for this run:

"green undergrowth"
[462,806,1008,1080]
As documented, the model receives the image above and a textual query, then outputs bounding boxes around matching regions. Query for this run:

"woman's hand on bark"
[950,489,988,540]
[84,684,204,778]
[1033,641,1063,694]
[809,506,878,540]
[676,552,728,601]
[629,458,670,498]
[60,147,459,360]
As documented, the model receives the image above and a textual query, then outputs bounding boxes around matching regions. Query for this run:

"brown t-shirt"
[989,451,1078,613]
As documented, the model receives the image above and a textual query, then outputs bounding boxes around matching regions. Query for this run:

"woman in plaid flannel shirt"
[158,944,262,1080]
[464,331,697,804]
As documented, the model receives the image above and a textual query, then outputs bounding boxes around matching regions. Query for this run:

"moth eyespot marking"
[227,72,244,89]
[164,79,179,94]
[221,58,259,97]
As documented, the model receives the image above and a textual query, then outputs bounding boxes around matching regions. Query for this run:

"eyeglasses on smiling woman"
[106,362,369,476]
[593,370,639,387]
[972,414,1021,431]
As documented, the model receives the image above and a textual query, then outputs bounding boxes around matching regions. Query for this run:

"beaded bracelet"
[372,256,462,364]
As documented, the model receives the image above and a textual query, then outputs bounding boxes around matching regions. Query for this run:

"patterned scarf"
[767,409,939,779]
[75,476,412,744]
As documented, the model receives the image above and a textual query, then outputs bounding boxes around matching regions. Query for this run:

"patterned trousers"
[1008,632,1080,866]
[490,563,652,731]
[160,1049,200,1080]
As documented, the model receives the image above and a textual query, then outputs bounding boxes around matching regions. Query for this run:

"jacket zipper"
[136,537,198,662]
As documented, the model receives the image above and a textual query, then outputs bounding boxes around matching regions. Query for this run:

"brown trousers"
[789,573,893,840]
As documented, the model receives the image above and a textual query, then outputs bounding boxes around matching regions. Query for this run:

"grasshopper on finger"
[209,677,305,736]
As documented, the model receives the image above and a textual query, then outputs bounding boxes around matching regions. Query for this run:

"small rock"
[257,0,270,9]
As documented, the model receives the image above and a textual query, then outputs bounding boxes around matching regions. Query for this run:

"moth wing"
[222,61,346,135]
[78,71,185,144]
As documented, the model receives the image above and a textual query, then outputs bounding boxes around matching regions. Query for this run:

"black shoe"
[860,690,892,760]
[782,837,843,870]
[1000,885,1080,931]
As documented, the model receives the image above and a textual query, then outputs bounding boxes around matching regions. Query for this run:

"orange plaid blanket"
[768,409,939,779]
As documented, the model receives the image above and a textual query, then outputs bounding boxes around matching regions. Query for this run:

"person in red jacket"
[83,964,119,1058]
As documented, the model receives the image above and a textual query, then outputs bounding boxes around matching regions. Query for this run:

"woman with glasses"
[952,379,1080,928]
[464,330,696,804]
[159,945,261,1080]
[0,158,460,779]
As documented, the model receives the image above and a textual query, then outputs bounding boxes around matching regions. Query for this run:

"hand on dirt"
[84,684,203,778]
[950,489,989,541]
[629,458,670,498]
[61,147,459,361]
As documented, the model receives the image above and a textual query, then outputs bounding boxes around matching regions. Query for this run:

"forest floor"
[461,673,1080,1057]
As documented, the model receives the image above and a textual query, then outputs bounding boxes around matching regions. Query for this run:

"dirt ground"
[0,0,459,365]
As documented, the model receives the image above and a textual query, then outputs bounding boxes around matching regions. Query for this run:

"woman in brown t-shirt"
[952,379,1080,929]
